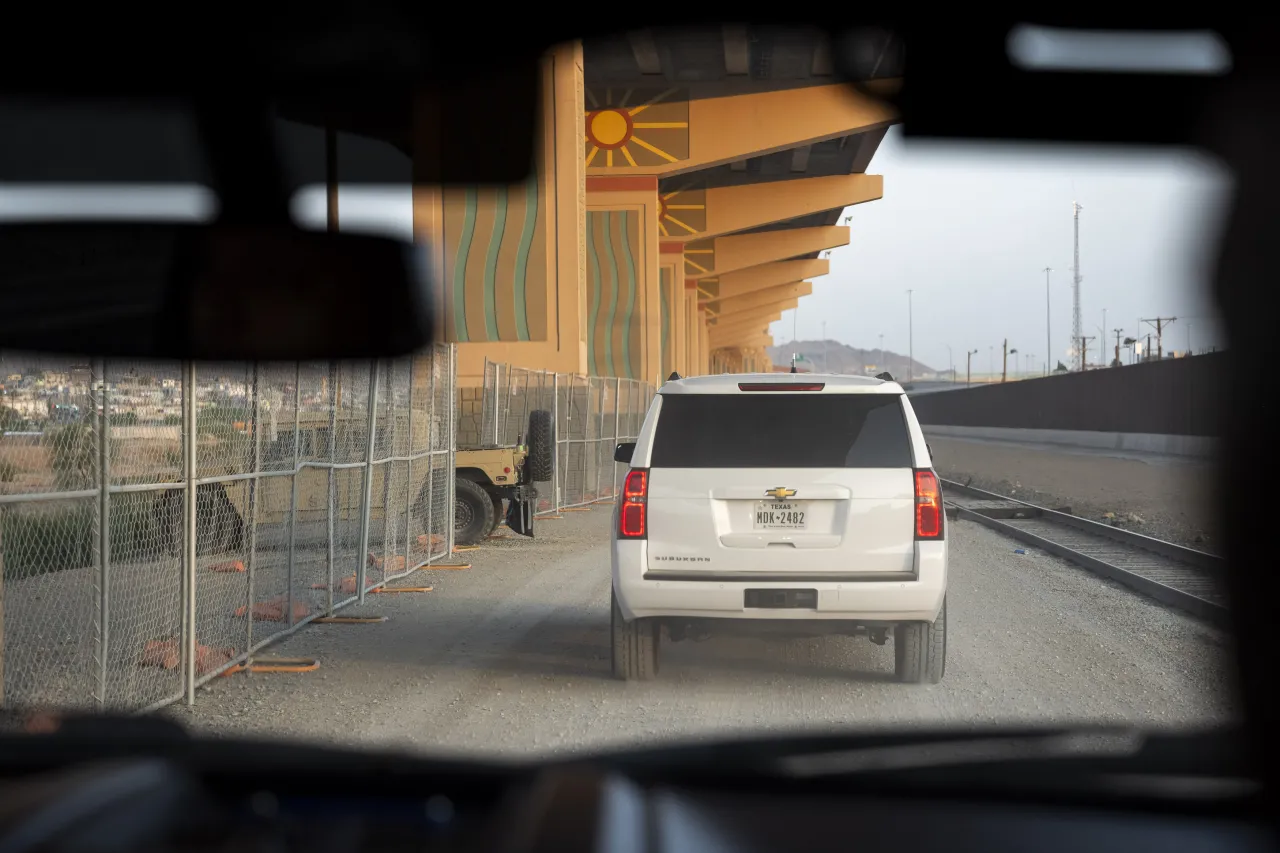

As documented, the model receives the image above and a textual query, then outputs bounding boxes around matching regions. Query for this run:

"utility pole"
[966,349,977,386]
[1042,267,1052,376]
[1080,335,1095,371]
[1071,201,1084,370]
[1112,328,1124,367]
[906,289,914,383]
[1001,339,1008,382]
[1141,317,1176,360]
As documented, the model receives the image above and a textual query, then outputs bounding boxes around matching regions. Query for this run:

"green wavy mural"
[586,210,642,379]
[442,175,547,342]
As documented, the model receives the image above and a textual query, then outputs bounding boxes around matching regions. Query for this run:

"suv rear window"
[649,393,914,468]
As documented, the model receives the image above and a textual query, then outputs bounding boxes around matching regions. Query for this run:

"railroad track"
[940,479,1228,626]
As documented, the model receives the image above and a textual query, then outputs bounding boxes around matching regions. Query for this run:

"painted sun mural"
[683,238,715,278]
[584,88,690,168]
[657,188,706,238]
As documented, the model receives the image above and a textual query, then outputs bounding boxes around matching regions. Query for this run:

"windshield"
[0,26,1236,763]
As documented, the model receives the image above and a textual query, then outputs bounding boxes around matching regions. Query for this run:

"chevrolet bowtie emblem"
[765,487,796,501]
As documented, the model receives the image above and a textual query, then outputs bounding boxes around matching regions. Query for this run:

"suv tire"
[894,597,947,684]
[611,588,659,680]
[454,478,496,546]
[526,409,555,482]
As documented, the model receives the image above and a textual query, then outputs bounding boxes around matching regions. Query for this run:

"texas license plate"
[754,502,807,530]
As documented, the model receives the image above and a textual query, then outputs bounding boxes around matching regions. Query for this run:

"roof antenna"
[667,371,681,382]
[875,371,894,382]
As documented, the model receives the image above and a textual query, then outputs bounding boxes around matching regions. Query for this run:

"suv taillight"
[619,469,648,539]
[914,470,943,539]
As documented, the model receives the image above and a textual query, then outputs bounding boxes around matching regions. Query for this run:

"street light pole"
[966,349,978,386]
[906,289,914,383]
[1043,267,1052,376]
[946,344,953,383]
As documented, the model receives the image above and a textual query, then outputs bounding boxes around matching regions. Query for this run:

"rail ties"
[940,479,1228,626]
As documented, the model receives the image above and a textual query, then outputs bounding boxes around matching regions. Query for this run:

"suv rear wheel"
[611,588,659,681]
[894,597,947,684]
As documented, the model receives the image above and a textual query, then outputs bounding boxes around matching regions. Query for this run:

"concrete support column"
[415,41,587,384]
[584,178,661,381]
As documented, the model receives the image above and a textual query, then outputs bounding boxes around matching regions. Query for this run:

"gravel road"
[927,436,1221,553]
[172,507,1238,758]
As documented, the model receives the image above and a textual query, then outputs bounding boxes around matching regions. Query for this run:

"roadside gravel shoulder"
[169,507,1237,759]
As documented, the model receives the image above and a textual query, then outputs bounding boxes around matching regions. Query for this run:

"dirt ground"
[927,436,1221,554]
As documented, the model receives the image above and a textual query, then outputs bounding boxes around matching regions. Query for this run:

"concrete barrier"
[908,353,1223,456]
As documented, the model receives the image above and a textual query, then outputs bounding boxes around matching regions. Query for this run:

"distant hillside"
[766,340,936,379]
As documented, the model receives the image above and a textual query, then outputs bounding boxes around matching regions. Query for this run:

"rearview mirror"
[0,222,435,361]
[614,442,636,464]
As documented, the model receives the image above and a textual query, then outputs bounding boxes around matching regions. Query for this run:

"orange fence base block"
[141,639,235,676]
[415,533,447,553]
[431,563,471,571]
[560,507,592,513]
[207,560,246,573]
[453,545,480,552]
[538,515,564,520]
[372,585,434,594]
[233,597,312,623]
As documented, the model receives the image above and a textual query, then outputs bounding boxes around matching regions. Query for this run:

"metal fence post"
[95,358,110,709]
[325,361,338,613]
[578,376,589,506]
[404,355,416,568]
[612,377,622,500]
[183,361,197,705]
[285,362,302,627]
[492,362,501,446]
[356,359,381,601]
[246,363,261,653]
[380,362,396,576]
[446,346,457,554]
[594,379,606,501]
[426,349,438,559]
[551,372,561,511]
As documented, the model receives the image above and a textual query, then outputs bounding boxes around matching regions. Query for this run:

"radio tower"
[1071,201,1084,370]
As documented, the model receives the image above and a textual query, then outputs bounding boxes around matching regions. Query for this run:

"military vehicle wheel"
[527,409,554,482]
[454,478,495,546]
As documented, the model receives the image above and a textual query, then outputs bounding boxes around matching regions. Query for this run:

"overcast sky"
[775,126,1234,375]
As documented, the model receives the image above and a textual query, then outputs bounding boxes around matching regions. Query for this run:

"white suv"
[610,372,947,683]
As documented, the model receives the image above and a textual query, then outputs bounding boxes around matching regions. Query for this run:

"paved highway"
[176,509,1236,757]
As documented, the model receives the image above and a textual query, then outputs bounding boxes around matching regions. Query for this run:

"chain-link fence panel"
[1,345,456,716]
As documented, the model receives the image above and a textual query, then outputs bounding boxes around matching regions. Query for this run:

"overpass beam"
[712,282,812,318]
[661,174,882,242]
[708,259,829,302]
[684,226,848,281]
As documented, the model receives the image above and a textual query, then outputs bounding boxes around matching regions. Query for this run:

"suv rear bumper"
[612,540,946,623]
